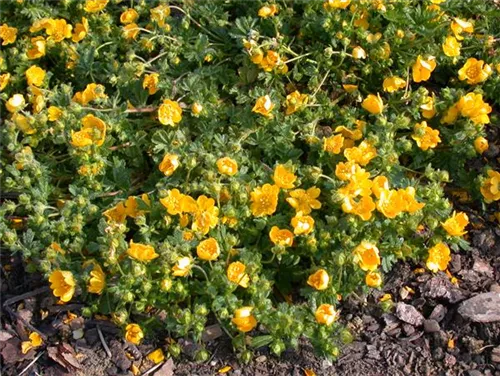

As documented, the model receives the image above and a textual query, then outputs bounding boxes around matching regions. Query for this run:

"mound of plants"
[1,0,499,362]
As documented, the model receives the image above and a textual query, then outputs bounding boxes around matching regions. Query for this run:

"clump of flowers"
[0,0,498,362]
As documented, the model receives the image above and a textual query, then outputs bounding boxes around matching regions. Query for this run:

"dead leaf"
[0,330,14,342]
[48,343,81,371]
[153,357,174,376]
[201,324,222,342]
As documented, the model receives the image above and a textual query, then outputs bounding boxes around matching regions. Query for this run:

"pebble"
[429,304,447,322]
[444,353,457,368]
[423,319,440,333]
[458,293,500,323]
[467,370,484,376]
[492,347,500,363]
[72,328,84,340]
[396,303,424,326]
[255,355,267,363]
[489,284,500,293]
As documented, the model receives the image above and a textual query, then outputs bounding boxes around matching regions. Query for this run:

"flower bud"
[161,278,173,291]
[123,291,134,302]
[132,263,146,277]
[169,343,182,358]
[240,350,253,364]
[270,339,285,356]
[134,301,146,312]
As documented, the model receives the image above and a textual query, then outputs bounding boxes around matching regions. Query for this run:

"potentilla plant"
[1,0,499,362]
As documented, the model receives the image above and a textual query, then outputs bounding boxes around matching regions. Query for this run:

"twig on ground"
[19,351,44,376]
[3,287,50,340]
[141,361,164,376]
[97,325,112,358]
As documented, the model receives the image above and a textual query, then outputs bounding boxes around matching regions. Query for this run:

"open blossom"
[458,58,491,85]
[143,73,159,95]
[196,238,220,261]
[412,55,436,83]
[291,213,315,235]
[285,91,308,115]
[344,140,377,166]
[88,263,106,294]
[0,23,17,45]
[217,157,238,176]
[172,257,192,277]
[71,114,107,148]
[442,211,469,236]
[252,95,274,117]
[250,184,280,216]
[420,95,436,119]
[258,4,278,18]
[84,0,108,13]
[269,226,294,247]
[150,4,171,28]
[442,35,461,57]
[354,241,380,271]
[127,240,159,262]
[231,307,257,332]
[451,18,473,40]
[49,270,76,302]
[323,134,344,154]
[73,83,107,105]
[286,187,321,214]
[426,243,451,272]
[192,195,219,234]
[160,188,190,215]
[227,261,250,288]
[6,94,25,113]
[362,94,383,114]
[273,164,297,189]
[72,17,89,42]
[48,106,63,121]
[21,332,43,354]
[474,137,488,154]
[412,121,441,151]
[315,304,339,326]
[456,93,492,125]
[480,170,500,203]
[120,8,139,24]
[47,19,73,43]
[383,76,406,93]
[191,102,203,115]
[27,36,46,59]
[159,154,180,176]
[125,324,143,345]
[323,0,351,10]
[352,46,366,59]
[307,269,329,290]
[158,99,182,126]
[147,349,165,364]
[365,271,382,288]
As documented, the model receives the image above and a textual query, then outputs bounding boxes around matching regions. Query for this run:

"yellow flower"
[420,95,436,119]
[258,4,278,18]
[323,134,344,154]
[26,36,46,59]
[441,104,459,125]
[84,0,108,13]
[366,32,382,43]
[285,91,308,115]
[88,263,106,294]
[49,270,76,302]
[46,19,73,43]
[73,83,107,105]
[197,238,220,261]
[451,18,473,40]
[125,324,143,345]
[442,211,469,236]
[426,243,451,272]
[315,304,339,326]
[13,114,36,135]
[21,332,43,354]
[344,140,377,166]
[307,269,329,290]
[412,121,441,151]
[412,55,437,83]
[159,154,180,176]
[342,84,358,93]
[376,189,404,218]
[399,187,425,213]
[142,73,159,95]
[365,271,382,288]
[160,189,185,215]
[456,92,492,125]
[362,93,384,114]
[147,349,165,364]
[103,202,127,223]
[474,137,488,154]
[383,76,406,93]
[123,23,140,40]
[286,187,321,214]
[227,261,250,288]
[250,184,280,217]
[480,170,500,203]
[273,164,297,189]
[291,213,315,235]
[442,35,461,57]
[71,114,106,148]
[127,240,159,262]
[269,226,294,247]
[172,256,192,277]
[48,106,63,121]
[458,58,491,85]
[6,94,25,113]
[217,157,238,176]
[323,0,351,10]
[192,102,203,115]
[0,23,17,45]
[231,307,257,332]
[354,241,380,271]
[192,195,219,234]
[341,196,376,221]
[0,73,10,91]
[371,176,389,199]
[158,99,182,126]
[335,161,363,181]
[150,5,171,28]
[120,8,139,24]
[252,95,274,117]
[72,17,89,42]
[352,46,366,59]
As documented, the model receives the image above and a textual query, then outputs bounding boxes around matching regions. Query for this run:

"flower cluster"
[0,0,498,362]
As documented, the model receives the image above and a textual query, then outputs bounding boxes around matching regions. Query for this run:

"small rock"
[433,347,444,361]
[473,258,494,277]
[449,254,462,273]
[429,304,447,322]
[255,355,267,363]
[489,284,500,293]
[423,275,467,303]
[423,319,440,333]
[402,324,415,336]
[153,358,174,376]
[492,347,500,363]
[69,317,85,331]
[467,370,484,376]
[396,303,424,326]
[72,328,84,340]
[458,293,500,323]
[84,328,99,346]
[0,330,13,342]
[201,324,222,342]
[444,353,457,368]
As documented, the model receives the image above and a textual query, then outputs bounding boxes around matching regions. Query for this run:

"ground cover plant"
[1,0,499,366]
